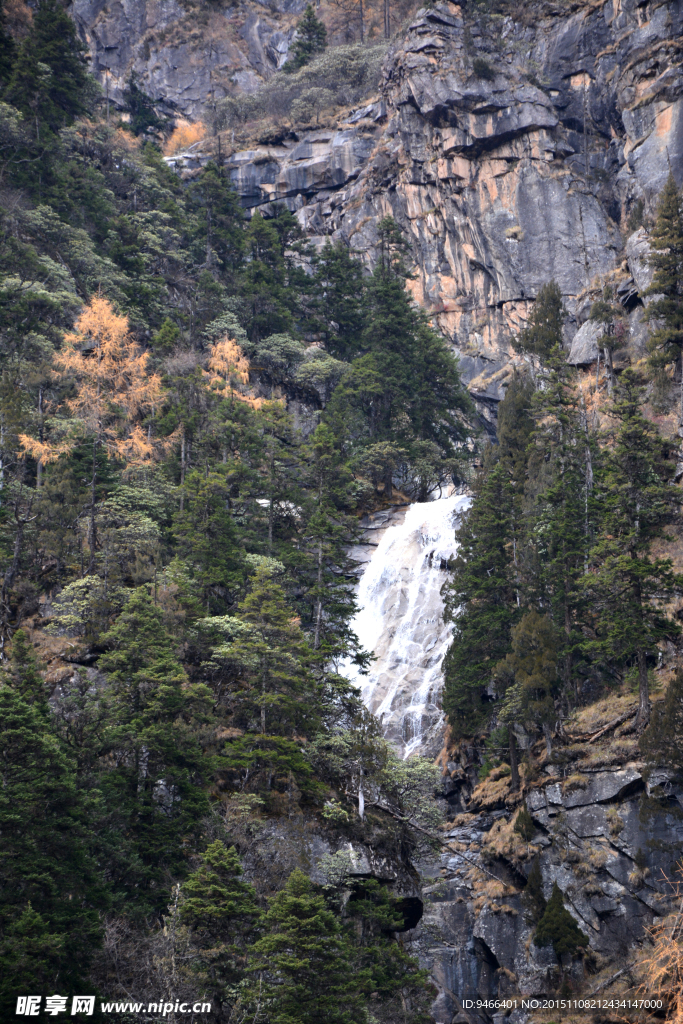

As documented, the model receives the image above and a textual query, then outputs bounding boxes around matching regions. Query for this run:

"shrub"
[472,57,495,81]
[514,805,536,841]
[213,44,386,132]
[534,883,589,958]
[163,119,206,156]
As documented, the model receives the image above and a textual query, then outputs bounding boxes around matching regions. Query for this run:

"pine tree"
[583,369,683,733]
[534,883,588,959]
[645,172,683,418]
[284,5,327,73]
[495,611,560,756]
[0,685,105,1015]
[524,857,546,923]
[181,841,260,1016]
[641,668,683,779]
[310,240,365,360]
[6,628,48,710]
[0,0,15,89]
[247,868,363,1024]
[233,564,315,737]
[442,462,518,740]
[98,588,213,906]
[589,285,626,395]
[525,357,594,709]
[122,74,164,136]
[300,423,366,663]
[4,0,93,135]
[188,162,244,273]
[516,280,565,363]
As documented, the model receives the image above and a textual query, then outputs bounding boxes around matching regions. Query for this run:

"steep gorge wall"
[162,0,683,414]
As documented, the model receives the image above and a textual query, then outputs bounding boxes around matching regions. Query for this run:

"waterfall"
[343,494,471,758]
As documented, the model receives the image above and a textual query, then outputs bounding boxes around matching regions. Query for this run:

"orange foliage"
[20,297,175,469]
[163,120,206,157]
[637,900,683,1024]
[202,336,267,409]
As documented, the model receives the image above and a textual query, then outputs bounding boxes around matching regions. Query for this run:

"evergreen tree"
[188,162,244,273]
[645,171,683,417]
[583,369,683,733]
[525,356,594,708]
[4,0,93,135]
[181,841,260,1016]
[122,74,164,136]
[495,610,560,756]
[641,668,683,778]
[0,0,15,89]
[442,462,518,739]
[98,588,214,907]
[523,857,546,923]
[310,240,365,360]
[0,685,105,1014]
[6,628,48,710]
[534,883,588,959]
[284,5,327,73]
[247,868,363,1024]
[516,280,565,362]
[589,284,626,395]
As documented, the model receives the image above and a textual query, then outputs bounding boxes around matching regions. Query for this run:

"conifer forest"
[1,0,683,1021]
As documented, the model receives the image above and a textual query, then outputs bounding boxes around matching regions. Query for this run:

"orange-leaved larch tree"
[20,296,170,572]
[202,335,266,409]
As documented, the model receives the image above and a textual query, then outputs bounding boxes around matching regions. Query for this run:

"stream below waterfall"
[343,494,471,758]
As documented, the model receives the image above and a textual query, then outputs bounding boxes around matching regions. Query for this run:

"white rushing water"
[343,494,471,758]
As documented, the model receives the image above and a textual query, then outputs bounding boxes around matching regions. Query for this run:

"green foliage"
[514,805,536,842]
[0,685,105,1013]
[122,75,165,136]
[524,858,546,923]
[645,172,683,371]
[472,56,495,80]
[284,4,328,73]
[516,280,565,361]
[442,462,518,739]
[247,868,362,1023]
[641,669,683,778]
[534,883,588,958]
[4,0,95,135]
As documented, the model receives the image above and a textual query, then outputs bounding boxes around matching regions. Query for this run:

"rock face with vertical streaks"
[158,0,683,413]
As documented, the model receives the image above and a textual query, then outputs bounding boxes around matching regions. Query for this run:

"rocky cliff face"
[408,751,682,1023]
[68,0,304,118]
[163,0,682,414]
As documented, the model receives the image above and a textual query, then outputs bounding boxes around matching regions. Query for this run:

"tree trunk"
[261,669,267,734]
[383,462,393,500]
[384,0,390,37]
[359,0,364,42]
[87,438,97,574]
[635,647,650,734]
[314,539,323,650]
[179,426,186,512]
[604,345,614,396]
[509,728,519,792]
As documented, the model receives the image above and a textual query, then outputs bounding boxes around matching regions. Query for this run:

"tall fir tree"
[645,171,683,418]
[515,280,565,363]
[247,868,364,1024]
[442,461,518,739]
[0,682,106,1015]
[4,0,93,135]
[98,588,214,908]
[180,841,260,1017]
[284,4,327,73]
[583,370,683,733]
